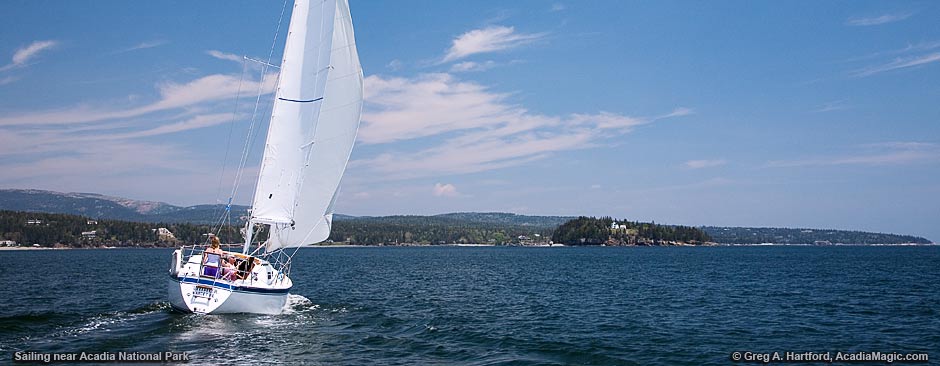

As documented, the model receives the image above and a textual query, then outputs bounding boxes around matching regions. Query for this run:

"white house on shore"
[153,227,176,241]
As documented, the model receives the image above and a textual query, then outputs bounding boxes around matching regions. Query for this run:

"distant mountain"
[0,189,572,228]
[0,189,931,244]
[0,189,247,224]
[0,189,155,221]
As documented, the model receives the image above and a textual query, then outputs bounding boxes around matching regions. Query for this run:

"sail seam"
[277,96,324,103]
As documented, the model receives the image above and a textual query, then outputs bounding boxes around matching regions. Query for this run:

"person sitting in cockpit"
[206,236,224,255]
[221,255,239,281]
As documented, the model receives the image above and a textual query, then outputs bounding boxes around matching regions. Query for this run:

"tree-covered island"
[552,216,712,246]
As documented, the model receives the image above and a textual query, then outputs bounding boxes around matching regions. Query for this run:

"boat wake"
[52,302,172,338]
[0,301,175,351]
[282,294,319,314]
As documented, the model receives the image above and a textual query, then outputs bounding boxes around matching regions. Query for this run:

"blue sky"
[0,1,938,240]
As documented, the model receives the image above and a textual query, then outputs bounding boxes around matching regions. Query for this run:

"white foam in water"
[281,294,317,314]
[53,302,166,338]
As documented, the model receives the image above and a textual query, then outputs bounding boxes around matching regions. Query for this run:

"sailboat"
[168,0,363,314]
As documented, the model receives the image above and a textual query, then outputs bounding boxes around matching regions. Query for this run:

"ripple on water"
[0,246,938,365]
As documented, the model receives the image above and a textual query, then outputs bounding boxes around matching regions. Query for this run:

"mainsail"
[250,0,363,252]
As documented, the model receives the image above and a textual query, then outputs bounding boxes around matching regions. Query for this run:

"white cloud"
[442,26,545,63]
[0,69,280,201]
[767,142,939,167]
[813,100,849,113]
[450,60,498,72]
[206,50,243,63]
[852,52,940,77]
[114,40,167,54]
[846,13,913,26]
[683,159,727,169]
[360,73,519,144]
[0,40,58,72]
[570,111,646,130]
[355,72,690,179]
[0,72,277,127]
[98,113,234,140]
[386,59,403,71]
[12,40,58,65]
[550,3,566,12]
[661,107,694,118]
[433,183,459,197]
[0,139,256,206]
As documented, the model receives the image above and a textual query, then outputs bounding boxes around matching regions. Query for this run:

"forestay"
[250,0,363,251]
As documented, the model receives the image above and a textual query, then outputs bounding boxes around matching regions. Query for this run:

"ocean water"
[1,246,937,365]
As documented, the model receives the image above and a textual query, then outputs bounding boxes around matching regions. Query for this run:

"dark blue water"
[1,246,937,365]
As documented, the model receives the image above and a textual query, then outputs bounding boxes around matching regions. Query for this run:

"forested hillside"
[702,226,931,245]
[0,210,240,247]
[552,216,711,246]
[1,189,931,246]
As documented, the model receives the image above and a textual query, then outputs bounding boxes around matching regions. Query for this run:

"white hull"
[167,278,288,315]
[168,250,292,315]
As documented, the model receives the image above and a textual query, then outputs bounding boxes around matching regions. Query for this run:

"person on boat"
[221,255,239,281]
[206,236,224,255]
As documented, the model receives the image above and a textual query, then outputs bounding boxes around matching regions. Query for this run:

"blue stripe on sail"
[172,275,291,294]
[278,97,324,103]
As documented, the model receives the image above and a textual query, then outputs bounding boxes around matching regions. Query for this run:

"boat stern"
[168,277,233,314]
[167,249,291,314]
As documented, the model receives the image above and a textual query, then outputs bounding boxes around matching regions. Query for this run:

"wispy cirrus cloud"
[0,72,276,127]
[813,99,850,113]
[450,60,498,73]
[0,69,278,201]
[767,142,939,167]
[112,40,167,55]
[851,52,940,77]
[846,12,913,26]
[206,50,243,63]
[386,59,403,71]
[442,26,546,63]
[683,159,727,169]
[355,72,691,179]
[0,40,59,72]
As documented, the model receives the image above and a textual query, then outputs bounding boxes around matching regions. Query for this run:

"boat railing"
[177,243,273,287]
[179,243,243,264]
[264,248,295,277]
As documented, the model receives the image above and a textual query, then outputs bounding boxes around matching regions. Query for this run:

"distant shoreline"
[1,243,935,251]
[0,246,65,250]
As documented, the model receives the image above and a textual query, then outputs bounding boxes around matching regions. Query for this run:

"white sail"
[252,0,363,251]
[169,0,361,316]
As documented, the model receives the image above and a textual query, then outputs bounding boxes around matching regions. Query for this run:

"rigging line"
[244,56,281,69]
[212,197,233,238]
[229,0,289,216]
[213,58,249,230]
[266,0,290,65]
